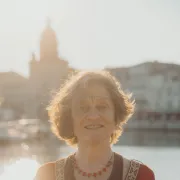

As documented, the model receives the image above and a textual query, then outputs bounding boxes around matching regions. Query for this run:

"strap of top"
[123,157,141,180]
[123,157,131,180]
[55,158,66,180]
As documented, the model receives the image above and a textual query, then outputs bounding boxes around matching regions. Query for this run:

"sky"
[0,0,180,77]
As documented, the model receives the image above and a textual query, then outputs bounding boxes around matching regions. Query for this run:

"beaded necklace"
[71,153,114,178]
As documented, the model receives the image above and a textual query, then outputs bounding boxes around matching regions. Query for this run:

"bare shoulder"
[35,162,55,180]
[35,158,67,180]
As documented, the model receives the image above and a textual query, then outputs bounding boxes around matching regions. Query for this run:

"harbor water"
[0,141,180,180]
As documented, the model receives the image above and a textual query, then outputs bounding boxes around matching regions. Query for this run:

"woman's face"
[71,83,116,145]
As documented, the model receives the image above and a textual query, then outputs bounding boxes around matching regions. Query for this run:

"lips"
[84,124,104,129]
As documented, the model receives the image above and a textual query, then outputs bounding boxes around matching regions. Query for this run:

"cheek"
[72,110,84,124]
[71,112,78,128]
[103,109,115,124]
[105,101,115,123]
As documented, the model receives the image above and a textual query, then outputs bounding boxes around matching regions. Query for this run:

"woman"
[35,70,155,180]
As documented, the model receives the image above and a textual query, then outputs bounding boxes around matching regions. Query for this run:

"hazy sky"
[0,0,180,76]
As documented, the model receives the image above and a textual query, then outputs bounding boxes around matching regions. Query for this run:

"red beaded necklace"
[71,153,114,178]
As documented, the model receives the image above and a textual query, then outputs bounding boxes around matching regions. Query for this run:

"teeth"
[85,125,103,129]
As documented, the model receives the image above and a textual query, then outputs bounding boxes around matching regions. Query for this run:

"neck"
[75,141,113,172]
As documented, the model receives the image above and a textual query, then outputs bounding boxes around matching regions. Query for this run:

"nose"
[86,109,100,120]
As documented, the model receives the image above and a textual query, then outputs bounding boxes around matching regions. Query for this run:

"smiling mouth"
[84,125,104,129]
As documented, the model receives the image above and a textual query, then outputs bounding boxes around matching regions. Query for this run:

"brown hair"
[47,70,135,146]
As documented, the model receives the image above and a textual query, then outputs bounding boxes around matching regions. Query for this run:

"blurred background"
[0,0,180,179]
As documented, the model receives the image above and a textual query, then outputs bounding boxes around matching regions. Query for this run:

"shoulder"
[35,157,68,180]
[120,155,155,180]
[137,164,155,180]
[35,162,56,180]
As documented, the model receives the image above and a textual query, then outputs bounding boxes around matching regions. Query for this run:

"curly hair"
[47,70,135,146]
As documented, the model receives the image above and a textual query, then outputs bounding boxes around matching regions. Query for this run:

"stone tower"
[28,20,69,119]
[40,19,59,62]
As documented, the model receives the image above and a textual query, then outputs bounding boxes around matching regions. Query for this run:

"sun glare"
[1,158,40,180]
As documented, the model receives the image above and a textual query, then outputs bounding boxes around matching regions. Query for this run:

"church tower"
[29,19,68,83]
[40,19,59,62]
[28,19,69,119]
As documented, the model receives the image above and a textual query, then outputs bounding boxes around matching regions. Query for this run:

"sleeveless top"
[55,153,140,180]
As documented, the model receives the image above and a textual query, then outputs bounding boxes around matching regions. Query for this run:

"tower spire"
[46,17,51,27]
[32,52,36,60]
[40,19,59,62]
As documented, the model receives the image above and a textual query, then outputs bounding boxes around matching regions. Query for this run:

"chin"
[84,135,110,146]
[87,139,102,146]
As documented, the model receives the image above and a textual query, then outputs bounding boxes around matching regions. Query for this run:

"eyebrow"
[78,96,111,104]
[80,96,110,100]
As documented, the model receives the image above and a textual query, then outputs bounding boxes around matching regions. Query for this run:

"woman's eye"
[80,105,90,112]
[96,105,107,111]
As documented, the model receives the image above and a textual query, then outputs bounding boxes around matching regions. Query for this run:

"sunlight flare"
[1,158,39,180]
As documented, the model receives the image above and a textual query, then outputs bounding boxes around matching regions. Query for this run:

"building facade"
[106,61,180,121]
[0,22,180,121]
[0,21,71,120]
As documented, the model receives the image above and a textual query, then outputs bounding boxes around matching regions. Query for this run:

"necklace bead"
[72,153,114,177]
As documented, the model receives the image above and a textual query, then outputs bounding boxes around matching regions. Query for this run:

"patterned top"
[55,153,143,180]
[35,153,155,180]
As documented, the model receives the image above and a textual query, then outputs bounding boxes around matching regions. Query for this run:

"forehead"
[72,83,111,102]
